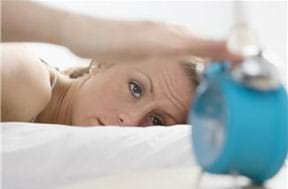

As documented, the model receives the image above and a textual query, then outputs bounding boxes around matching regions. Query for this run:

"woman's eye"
[129,81,143,98]
[150,115,164,126]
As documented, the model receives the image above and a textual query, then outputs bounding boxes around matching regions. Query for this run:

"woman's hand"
[60,15,242,63]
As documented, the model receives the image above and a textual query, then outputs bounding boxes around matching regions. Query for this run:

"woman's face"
[71,58,194,126]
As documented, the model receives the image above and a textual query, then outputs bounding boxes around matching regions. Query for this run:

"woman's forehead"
[127,60,192,93]
[132,60,193,122]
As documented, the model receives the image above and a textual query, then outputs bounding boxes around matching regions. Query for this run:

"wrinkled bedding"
[2,122,196,189]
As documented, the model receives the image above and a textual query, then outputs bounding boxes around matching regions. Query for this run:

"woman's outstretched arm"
[2,1,241,62]
[2,1,64,44]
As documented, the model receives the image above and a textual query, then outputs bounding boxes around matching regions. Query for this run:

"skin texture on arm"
[2,1,241,63]
[1,1,64,44]
[1,43,52,122]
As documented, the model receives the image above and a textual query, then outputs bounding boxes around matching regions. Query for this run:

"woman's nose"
[118,111,145,126]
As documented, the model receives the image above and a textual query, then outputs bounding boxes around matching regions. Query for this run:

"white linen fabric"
[2,122,196,189]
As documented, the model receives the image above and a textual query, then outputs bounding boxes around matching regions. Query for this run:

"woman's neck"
[35,73,88,125]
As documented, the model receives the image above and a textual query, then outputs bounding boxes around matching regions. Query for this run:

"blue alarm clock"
[188,52,288,184]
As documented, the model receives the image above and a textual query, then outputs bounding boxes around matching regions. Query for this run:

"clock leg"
[194,168,204,189]
[231,170,241,189]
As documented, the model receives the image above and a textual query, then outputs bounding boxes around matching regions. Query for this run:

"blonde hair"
[180,56,206,89]
[63,58,205,89]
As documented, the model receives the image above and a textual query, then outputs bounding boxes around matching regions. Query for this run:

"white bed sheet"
[2,122,195,189]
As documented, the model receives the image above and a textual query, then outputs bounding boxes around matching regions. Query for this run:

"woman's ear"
[89,60,114,76]
[89,60,110,76]
[62,60,109,79]
[89,60,102,76]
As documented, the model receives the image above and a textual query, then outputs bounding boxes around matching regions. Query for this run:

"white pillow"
[2,122,196,189]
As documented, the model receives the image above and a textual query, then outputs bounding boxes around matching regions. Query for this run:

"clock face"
[192,83,226,167]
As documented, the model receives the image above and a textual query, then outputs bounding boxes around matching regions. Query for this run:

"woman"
[1,44,197,126]
[1,2,241,126]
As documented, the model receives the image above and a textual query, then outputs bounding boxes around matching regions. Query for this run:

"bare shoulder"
[1,43,52,122]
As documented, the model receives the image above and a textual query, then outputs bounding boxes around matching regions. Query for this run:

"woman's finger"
[187,38,243,63]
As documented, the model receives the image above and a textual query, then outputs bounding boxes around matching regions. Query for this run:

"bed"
[2,122,287,189]
[2,122,194,189]
[2,43,287,189]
